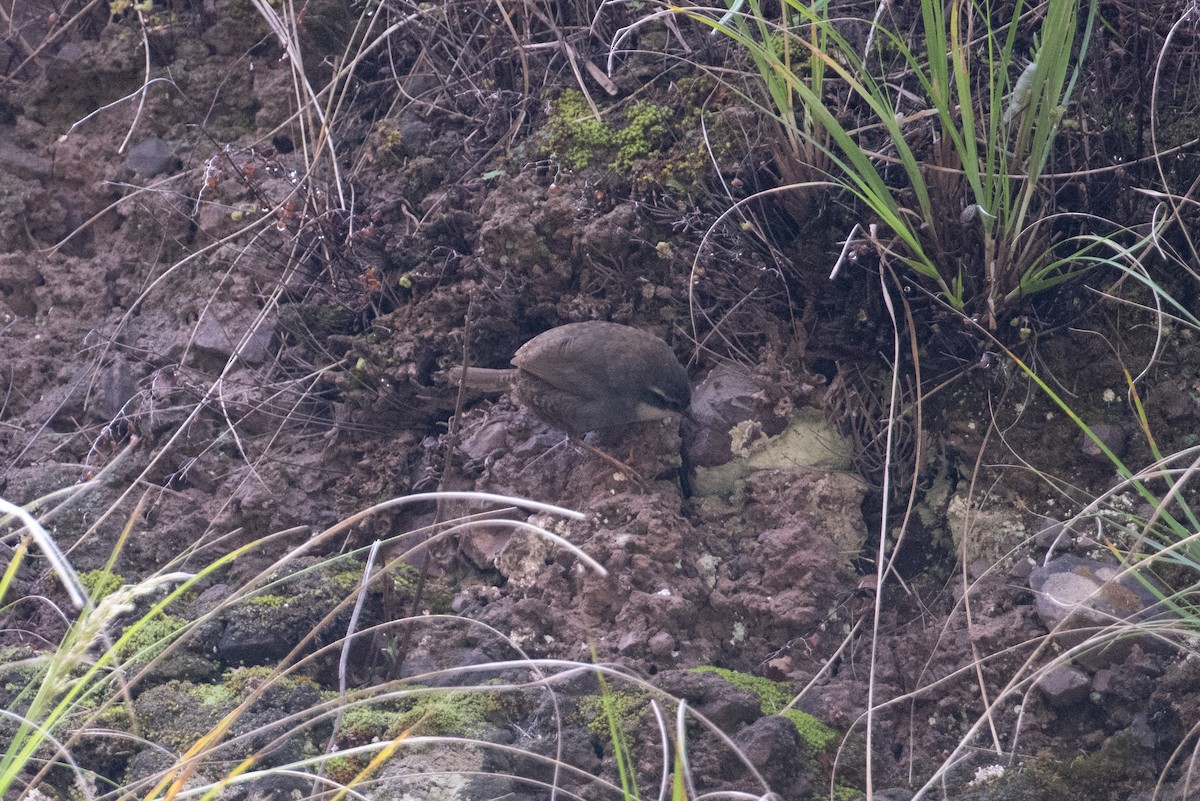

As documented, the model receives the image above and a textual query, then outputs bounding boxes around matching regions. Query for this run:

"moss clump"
[187,680,237,707]
[577,686,648,741]
[378,124,405,153]
[544,89,613,170]
[244,593,290,608]
[133,668,323,753]
[612,101,674,171]
[325,688,510,778]
[116,613,188,666]
[389,563,420,592]
[338,688,505,743]
[537,78,736,194]
[542,90,677,174]
[976,732,1151,801]
[690,666,838,752]
[366,123,407,165]
[80,569,124,601]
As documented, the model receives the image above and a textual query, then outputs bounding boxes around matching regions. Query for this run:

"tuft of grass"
[674,0,1161,333]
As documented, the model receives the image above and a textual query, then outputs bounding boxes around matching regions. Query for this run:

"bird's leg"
[569,435,649,486]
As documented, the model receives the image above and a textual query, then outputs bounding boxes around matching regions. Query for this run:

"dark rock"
[193,308,275,363]
[1037,665,1091,709]
[1079,422,1127,460]
[647,630,675,658]
[1151,381,1192,420]
[873,790,916,801]
[1129,712,1157,750]
[653,669,761,731]
[683,363,790,468]
[123,138,180,177]
[732,715,815,799]
[0,137,51,181]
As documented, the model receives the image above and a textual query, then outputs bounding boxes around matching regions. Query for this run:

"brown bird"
[450,322,690,477]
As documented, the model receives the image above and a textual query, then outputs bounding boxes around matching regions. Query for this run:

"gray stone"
[1036,664,1091,709]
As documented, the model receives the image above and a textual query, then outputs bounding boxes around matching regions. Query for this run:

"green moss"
[576,687,648,740]
[332,570,365,589]
[168,668,321,711]
[338,688,505,744]
[390,563,420,592]
[612,100,675,172]
[79,570,124,601]
[692,665,789,710]
[544,89,613,170]
[541,90,682,179]
[324,754,362,785]
[690,666,838,751]
[116,614,187,666]
[219,665,322,705]
[409,689,504,735]
[0,647,46,694]
[786,707,838,752]
[187,681,236,706]
[93,703,133,731]
[245,593,290,608]
[222,665,275,694]
[133,668,321,754]
[958,732,1149,801]
[319,692,489,784]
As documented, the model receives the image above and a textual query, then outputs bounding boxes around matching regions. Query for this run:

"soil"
[3,1,1200,799]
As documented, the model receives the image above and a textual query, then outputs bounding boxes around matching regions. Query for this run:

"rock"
[685,365,852,498]
[872,790,916,801]
[123,138,180,177]
[653,669,761,731]
[1029,554,1172,668]
[193,307,275,364]
[733,715,815,798]
[647,630,675,658]
[1079,422,1127,460]
[1036,664,1091,709]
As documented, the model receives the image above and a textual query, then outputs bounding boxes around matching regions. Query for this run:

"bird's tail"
[443,366,515,393]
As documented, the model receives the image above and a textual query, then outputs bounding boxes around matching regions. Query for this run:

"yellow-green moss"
[612,100,674,172]
[313,688,499,784]
[786,707,838,752]
[378,124,405,153]
[244,593,290,608]
[576,687,648,741]
[221,666,321,703]
[92,703,134,731]
[116,613,187,665]
[332,569,365,589]
[367,123,407,165]
[542,90,679,176]
[79,570,124,601]
[187,681,236,706]
[544,89,613,170]
[337,688,504,744]
[690,666,838,752]
[188,667,321,707]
